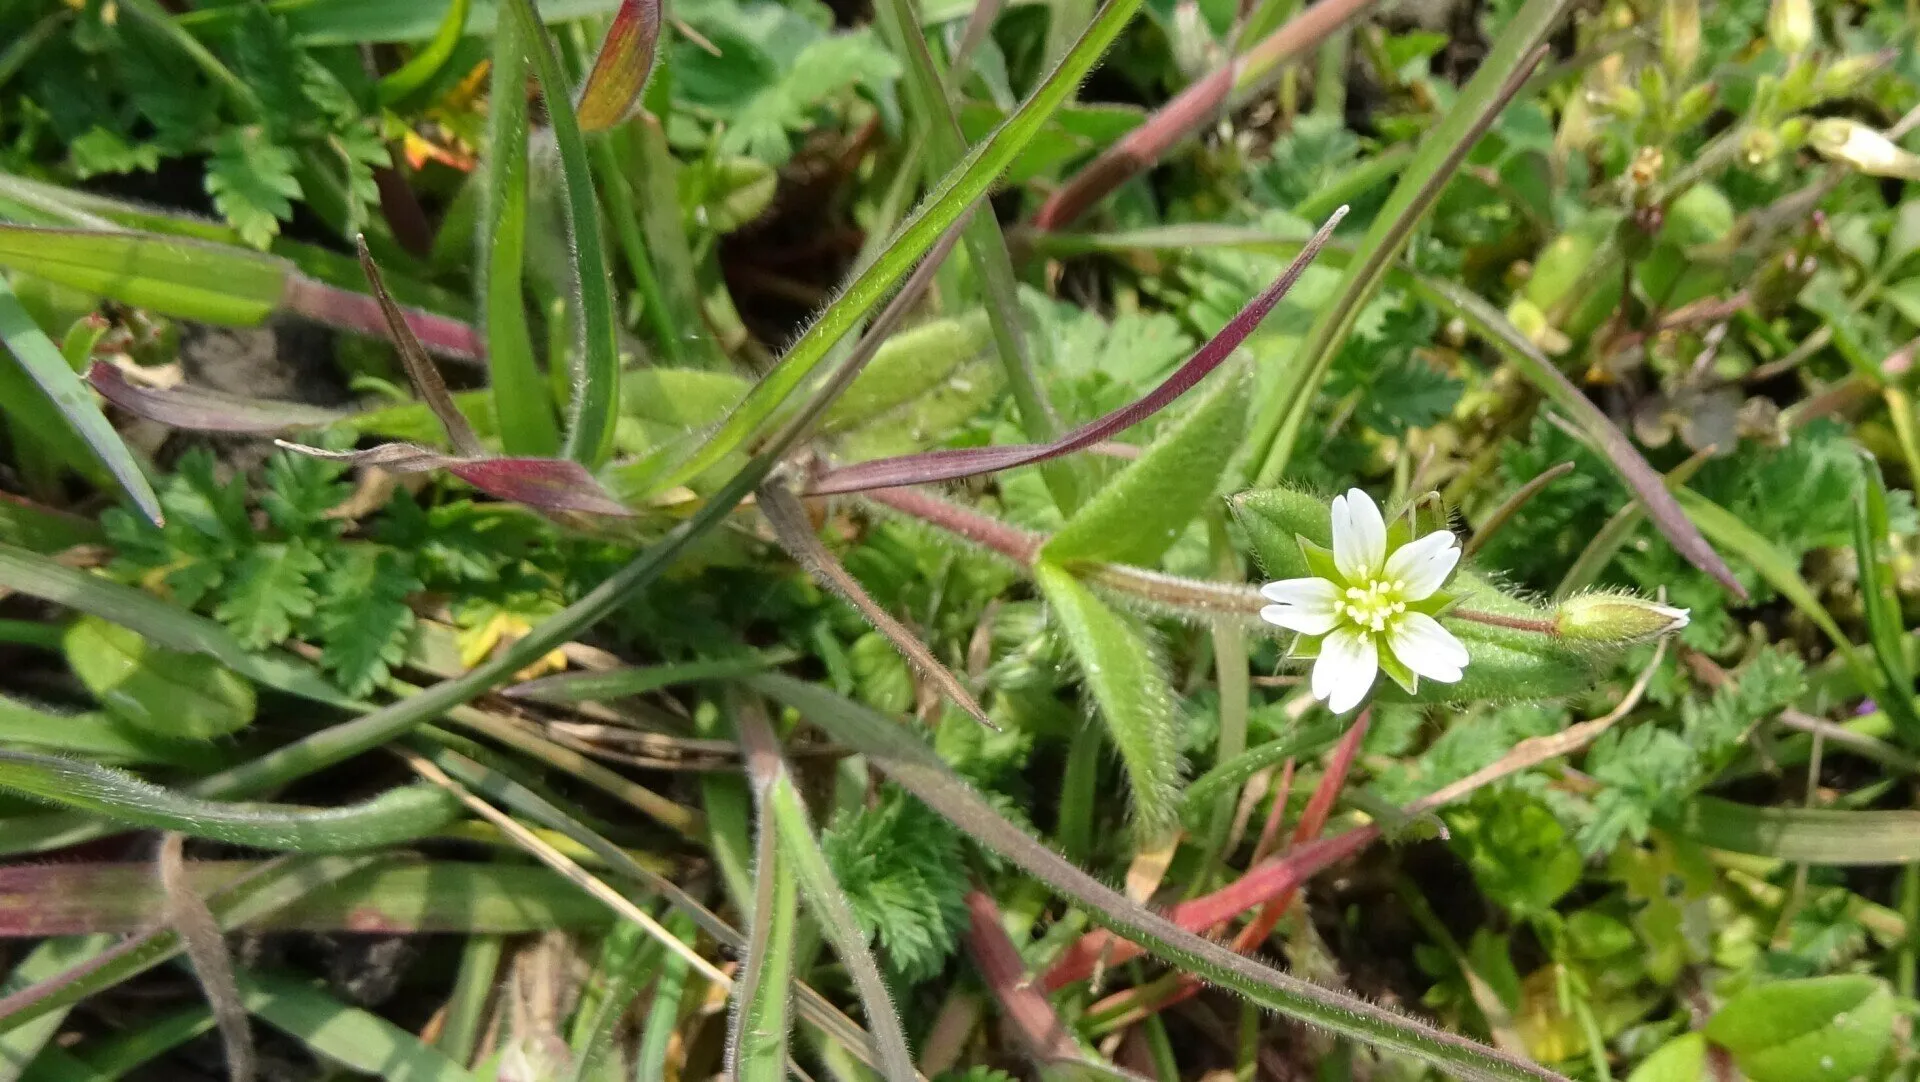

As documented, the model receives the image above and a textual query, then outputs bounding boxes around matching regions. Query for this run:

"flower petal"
[1383,530,1460,601]
[1261,604,1337,635]
[1386,612,1468,683]
[1312,627,1378,714]
[1261,576,1339,606]
[1331,488,1386,582]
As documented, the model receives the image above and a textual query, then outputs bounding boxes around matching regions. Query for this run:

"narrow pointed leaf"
[1679,797,1920,864]
[1416,276,1743,597]
[376,0,472,104]
[482,8,559,456]
[0,225,286,325]
[809,210,1341,495]
[576,0,662,130]
[1043,361,1249,566]
[751,675,1567,1082]
[0,751,460,852]
[275,442,635,517]
[660,0,1151,493]
[729,774,800,1082]
[235,969,473,1082]
[1034,560,1182,843]
[357,236,485,456]
[739,708,917,1082]
[506,650,795,703]
[504,0,621,466]
[0,277,160,523]
[88,362,348,434]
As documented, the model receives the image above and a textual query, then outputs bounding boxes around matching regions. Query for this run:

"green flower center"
[1338,578,1406,635]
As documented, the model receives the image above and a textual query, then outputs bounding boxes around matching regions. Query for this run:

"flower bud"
[1673,84,1717,131]
[1554,593,1690,644]
[1767,0,1814,56]
[1816,52,1890,100]
[1809,119,1920,180]
[1742,126,1782,166]
[1661,0,1700,77]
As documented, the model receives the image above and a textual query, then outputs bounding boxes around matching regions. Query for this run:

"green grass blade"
[1679,797,1920,864]
[1033,561,1182,844]
[635,912,697,1081]
[0,225,287,325]
[0,544,357,708]
[1180,714,1346,819]
[752,674,1570,1082]
[506,649,797,704]
[1415,276,1743,597]
[1852,455,1920,742]
[870,0,1064,478]
[656,0,1147,493]
[0,937,116,1082]
[729,777,800,1082]
[234,968,474,1082]
[1252,0,1570,485]
[0,277,160,524]
[505,0,621,467]
[0,751,460,851]
[376,0,472,104]
[483,8,561,456]
[740,705,916,1082]
[61,1005,217,1080]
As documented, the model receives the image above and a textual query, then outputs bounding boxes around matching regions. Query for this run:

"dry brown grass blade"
[759,482,998,731]
[159,833,254,1082]
[355,234,485,457]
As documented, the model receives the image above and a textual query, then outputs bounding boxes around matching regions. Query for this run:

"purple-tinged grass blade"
[88,363,348,434]
[275,442,635,518]
[807,207,1345,496]
[355,236,486,457]
[280,274,483,363]
[576,0,662,132]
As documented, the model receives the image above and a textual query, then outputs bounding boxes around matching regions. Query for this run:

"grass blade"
[376,0,472,105]
[506,649,797,703]
[234,969,472,1082]
[356,236,486,456]
[753,674,1569,1082]
[740,702,917,1082]
[0,276,160,524]
[157,835,252,1082]
[809,210,1342,495]
[1852,455,1920,742]
[1252,0,1566,485]
[0,751,461,851]
[483,9,561,456]
[728,764,800,1082]
[87,363,347,433]
[1417,277,1744,597]
[504,0,621,466]
[657,0,1150,493]
[1679,797,1920,864]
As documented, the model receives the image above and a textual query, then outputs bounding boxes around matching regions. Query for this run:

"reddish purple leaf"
[576,0,663,131]
[277,441,635,517]
[279,273,483,362]
[807,208,1346,496]
[89,362,348,433]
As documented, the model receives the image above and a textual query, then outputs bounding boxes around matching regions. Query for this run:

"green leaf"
[1677,798,1920,865]
[1033,560,1181,843]
[504,0,621,467]
[205,129,302,250]
[480,7,559,457]
[213,542,323,649]
[0,276,161,523]
[63,615,257,740]
[1623,1032,1706,1082]
[1228,485,1329,580]
[656,0,1150,493]
[235,969,475,1082]
[0,751,460,852]
[0,226,289,327]
[729,787,800,1082]
[1043,362,1249,567]
[1703,976,1894,1082]
[230,5,311,137]
[315,549,419,698]
[377,0,472,105]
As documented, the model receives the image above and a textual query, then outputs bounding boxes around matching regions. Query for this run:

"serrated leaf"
[317,550,419,697]
[206,131,303,250]
[66,128,162,178]
[214,543,323,649]
[1044,362,1248,567]
[1033,560,1181,844]
[231,5,312,136]
[64,615,256,740]
[1703,976,1894,1082]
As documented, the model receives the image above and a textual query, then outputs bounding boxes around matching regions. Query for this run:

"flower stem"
[1447,608,1559,635]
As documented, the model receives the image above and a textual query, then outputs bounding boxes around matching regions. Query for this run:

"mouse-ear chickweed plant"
[2,0,1914,1080]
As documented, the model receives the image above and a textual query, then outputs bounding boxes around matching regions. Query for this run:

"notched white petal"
[1331,488,1386,581]
[1383,530,1459,600]
[1313,627,1378,714]
[1260,577,1339,609]
[1387,612,1469,683]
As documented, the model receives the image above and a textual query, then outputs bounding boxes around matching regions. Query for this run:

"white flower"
[1259,488,1469,714]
